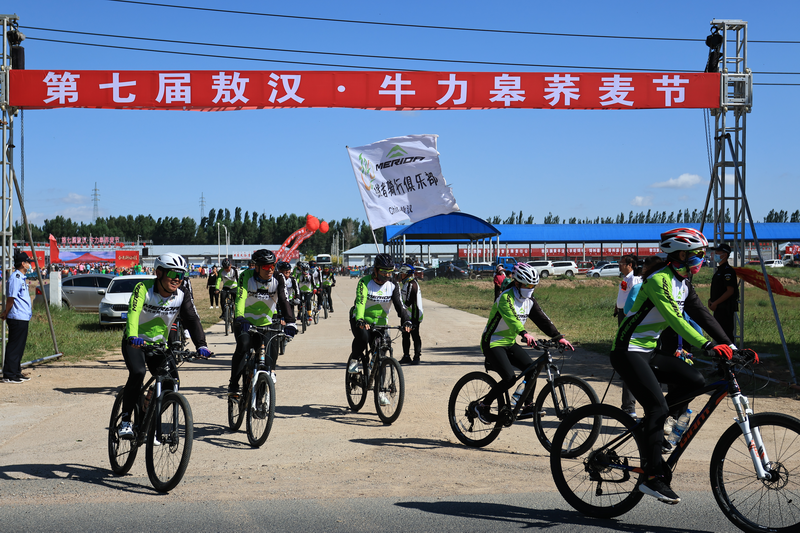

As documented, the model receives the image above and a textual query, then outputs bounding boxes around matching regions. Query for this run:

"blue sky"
[9,0,800,229]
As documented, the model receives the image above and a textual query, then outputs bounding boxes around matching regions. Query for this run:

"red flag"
[49,234,60,263]
[733,267,800,298]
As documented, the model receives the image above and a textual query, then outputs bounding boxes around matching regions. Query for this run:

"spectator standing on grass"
[2,251,33,384]
[493,265,506,301]
[615,255,640,419]
[207,265,219,309]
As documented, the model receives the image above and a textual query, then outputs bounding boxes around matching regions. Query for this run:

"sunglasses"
[259,264,276,270]
[376,268,394,274]
[521,283,536,289]
[688,250,706,259]
[164,270,186,281]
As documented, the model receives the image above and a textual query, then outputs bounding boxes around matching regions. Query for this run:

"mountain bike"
[221,288,236,336]
[549,349,800,533]
[448,339,598,452]
[345,324,405,425]
[108,344,194,492]
[318,287,330,320]
[227,324,286,447]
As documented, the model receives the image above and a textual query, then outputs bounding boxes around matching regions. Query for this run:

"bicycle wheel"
[313,306,319,325]
[301,304,307,334]
[246,373,276,448]
[550,403,644,518]
[224,304,231,336]
[447,371,504,448]
[345,354,368,412]
[323,295,329,320]
[533,375,599,453]
[710,412,800,533]
[108,389,138,475]
[374,355,405,425]
[145,392,193,493]
[227,372,246,431]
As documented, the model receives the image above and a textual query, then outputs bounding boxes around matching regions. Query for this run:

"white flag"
[347,134,459,229]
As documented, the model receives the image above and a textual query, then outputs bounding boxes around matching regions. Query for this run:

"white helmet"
[154,253,188,272]
[512,262,539,285]
[659,228,708,254]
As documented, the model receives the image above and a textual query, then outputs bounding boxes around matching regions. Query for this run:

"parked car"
[550,261,579,277]
[527,260,554,278]
[765,259,785,268]
[99,275,156,326]
[586,263,621,277]
[33,273,115,311]
[577,261,594,274]
[593,260,612,269]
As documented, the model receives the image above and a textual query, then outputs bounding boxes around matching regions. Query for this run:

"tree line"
[488,208,800,225]
[17,209,385,257]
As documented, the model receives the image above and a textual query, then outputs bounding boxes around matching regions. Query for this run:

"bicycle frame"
[593,357,771,481]
[364,325,396,386]
[489,342,564,424]
[134,346,181,447]
[247,324,288,409]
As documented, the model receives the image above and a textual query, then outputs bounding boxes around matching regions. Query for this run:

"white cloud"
[651,173,703,189]
[631,196,653,207]
[62,193,89,205]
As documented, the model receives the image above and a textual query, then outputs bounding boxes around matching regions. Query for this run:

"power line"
[25,34,800,80]
[106,0,800,44]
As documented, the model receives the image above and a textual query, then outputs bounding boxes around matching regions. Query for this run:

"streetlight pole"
[217,223,221,265]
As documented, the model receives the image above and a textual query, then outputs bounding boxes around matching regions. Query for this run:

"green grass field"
[421,268,800,385]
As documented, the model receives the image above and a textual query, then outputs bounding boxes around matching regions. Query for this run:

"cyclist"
[611,227,747,505]
[397,264,423,365]
[308,261,322,312]
[320,264,336,313]
[348,254,412,374]
[229,249,296,393]
[118,253,211,439]
[168,259,198,349]
[476,262,574,420]
[296,262,314,322]
[277,261,301,313]
[215,257,239,319]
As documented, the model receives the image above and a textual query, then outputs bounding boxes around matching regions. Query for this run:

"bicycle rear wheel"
[108,389,138,475]
[300,303,307,334]
[345,354,368,412]
[145,392,193,493]
[447,371,504,448]
[323,294,329,319]
[533,375,599,453]
[374,356,405,425]
[227,372,246,431]
[710,412,800,533]
[550,403,643,518]
[246,373,276,448]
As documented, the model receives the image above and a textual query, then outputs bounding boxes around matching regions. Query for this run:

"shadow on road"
[0,462,165,495]
[395,500,713,532]
[193,422,252,450]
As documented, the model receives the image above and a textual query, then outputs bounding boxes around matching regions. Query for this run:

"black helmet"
[252,249,276,266]
[374,254,394,270]
[221,258,232,268]
[277,261,292,272]
[309,261,317,269]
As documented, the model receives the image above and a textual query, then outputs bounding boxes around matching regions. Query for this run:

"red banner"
[734,267,800,298]
[9,70,720,111]
[115,250,140,268]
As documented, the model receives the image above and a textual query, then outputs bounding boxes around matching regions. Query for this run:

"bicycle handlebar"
[704,347,759,367]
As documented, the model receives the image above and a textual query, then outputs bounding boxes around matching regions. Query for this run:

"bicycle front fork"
[731,394,771,480]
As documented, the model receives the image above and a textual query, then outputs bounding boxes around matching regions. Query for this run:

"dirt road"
[1,276,798,505]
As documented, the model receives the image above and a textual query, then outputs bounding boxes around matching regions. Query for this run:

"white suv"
[527,260,553,278]
[586,263,621,277]
[550,261,579,278]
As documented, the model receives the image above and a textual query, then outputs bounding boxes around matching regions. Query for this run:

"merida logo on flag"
[377,145,425,170]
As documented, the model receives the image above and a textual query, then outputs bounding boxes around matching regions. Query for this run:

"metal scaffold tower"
[701,19,795,383]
